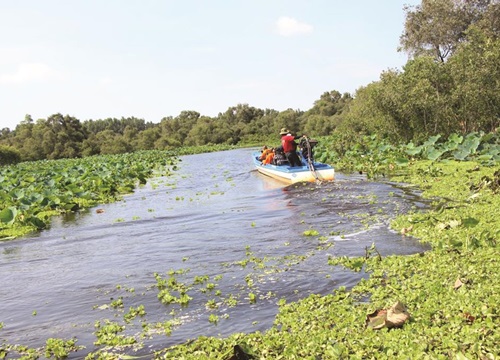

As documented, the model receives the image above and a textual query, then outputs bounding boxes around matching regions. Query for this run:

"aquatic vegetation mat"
[0,151,178,239]
[152,159,499,359]
[0,143,498,359]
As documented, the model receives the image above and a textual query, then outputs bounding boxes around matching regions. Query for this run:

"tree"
[81,133,101,156]
[400,0,498,62]
[96,130,132,154]
[41,114,86,159]
[302,90,353,136]
[184,117,213,146]
[0,145,21,165]
[10,115,39,161]
[475,1,500,38]
[339,82,400,143]
[399,56,455,138]
[274,109,304,136]
[163,111,201,146]
[308,90,352,117]
[123,125,139,150]
[448,26,500,132]
[0,127,12,141]
[136,127,160,150]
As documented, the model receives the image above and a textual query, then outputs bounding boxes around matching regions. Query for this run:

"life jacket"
[263,152,275,164]
[259,148,272,161]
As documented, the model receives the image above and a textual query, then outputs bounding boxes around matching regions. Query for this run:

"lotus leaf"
[426,148,446,161]
[0,207,17,225]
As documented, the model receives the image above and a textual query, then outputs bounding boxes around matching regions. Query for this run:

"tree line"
[1,0,499,165]
[0,93,353,164]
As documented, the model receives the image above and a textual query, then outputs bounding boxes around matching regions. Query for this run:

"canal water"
[0,148,429,358]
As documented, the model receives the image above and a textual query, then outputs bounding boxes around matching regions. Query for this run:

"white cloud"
[0,62,58,84]
[275,16,313,37]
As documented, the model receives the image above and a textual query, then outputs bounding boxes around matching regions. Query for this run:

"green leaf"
[453,148,470,161]
[405,145,423,156]
[0,207,17,225]
[378,144,392,152]
[423,135,441,147]
[24,176,36,183]
[10,189,25,200]
[27,216,47,230]
[476,154,493,161]
[461,135,481,155]
[395,158,409,166]
[426,148,445,161]
[63,203,79,211]
[448,133,463,145]
[463,218,479,228]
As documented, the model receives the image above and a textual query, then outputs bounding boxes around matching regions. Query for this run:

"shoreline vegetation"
[0,134,498,359]
[1,1,499,357]
[0,144,237,240]
[153,141,499,359]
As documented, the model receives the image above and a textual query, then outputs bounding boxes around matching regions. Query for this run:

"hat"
[279,128,289,135]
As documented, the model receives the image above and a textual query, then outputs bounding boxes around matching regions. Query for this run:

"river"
[0,148,430,358]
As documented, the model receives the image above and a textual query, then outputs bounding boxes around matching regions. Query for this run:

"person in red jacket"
[279,128,303,167]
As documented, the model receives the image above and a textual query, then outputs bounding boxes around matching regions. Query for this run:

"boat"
[252,150,335,184]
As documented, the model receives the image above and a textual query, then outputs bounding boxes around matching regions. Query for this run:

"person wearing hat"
[279,128,303,167]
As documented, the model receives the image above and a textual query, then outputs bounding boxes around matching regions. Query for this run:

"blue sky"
[0,0,420,130]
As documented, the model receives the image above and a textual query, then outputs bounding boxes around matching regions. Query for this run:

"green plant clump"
[0,151,178,239]
[314,131,499,178]
[45,338,81,359]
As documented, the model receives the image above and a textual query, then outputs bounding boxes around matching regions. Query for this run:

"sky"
[0,0,420,131]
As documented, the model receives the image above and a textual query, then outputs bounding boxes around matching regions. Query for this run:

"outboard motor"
[299,137,318,162]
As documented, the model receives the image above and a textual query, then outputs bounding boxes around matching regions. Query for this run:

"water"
[0,148,430,357]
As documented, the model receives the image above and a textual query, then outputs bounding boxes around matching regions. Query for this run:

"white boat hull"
[253,152,334,184]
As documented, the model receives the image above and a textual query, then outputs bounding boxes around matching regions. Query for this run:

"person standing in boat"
[279,128,303,167]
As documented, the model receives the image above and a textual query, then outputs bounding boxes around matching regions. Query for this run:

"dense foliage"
[0,151,178,239]
[0,146,21,166]
[1,0,499,165]
[400,0,500,62]
[314,131,500,178]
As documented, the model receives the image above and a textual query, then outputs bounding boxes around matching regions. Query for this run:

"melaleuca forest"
[0,1,499,359]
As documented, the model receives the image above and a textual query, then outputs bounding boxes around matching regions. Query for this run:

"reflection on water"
[0,148,430,357]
